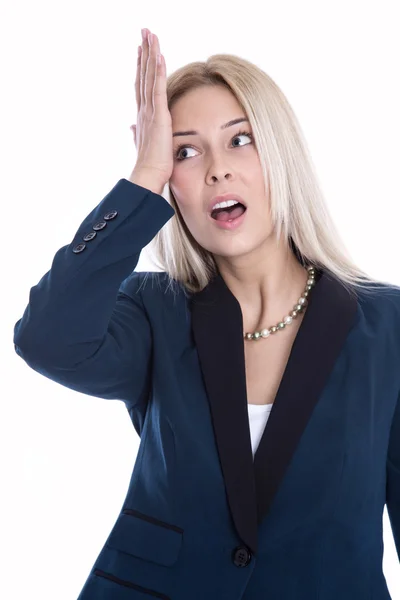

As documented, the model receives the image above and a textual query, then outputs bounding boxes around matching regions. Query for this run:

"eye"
[174,130,254,161]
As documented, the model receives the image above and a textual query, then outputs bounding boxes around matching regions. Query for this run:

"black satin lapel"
[190,272,259,554]
[253,270,359,526]
[190,268,359,556]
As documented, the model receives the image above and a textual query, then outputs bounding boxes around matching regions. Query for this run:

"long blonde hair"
[148,53,395,298]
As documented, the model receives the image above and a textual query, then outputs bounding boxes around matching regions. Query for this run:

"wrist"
[128,168,166,195]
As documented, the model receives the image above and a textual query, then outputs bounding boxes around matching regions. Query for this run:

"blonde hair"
[148,53,395,298]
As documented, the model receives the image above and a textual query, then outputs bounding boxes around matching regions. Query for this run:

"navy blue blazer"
[13,178,400,599]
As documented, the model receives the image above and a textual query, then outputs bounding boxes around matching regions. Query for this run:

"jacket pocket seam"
[106,510,183,567]
[94,569,170,599]
[122,508,183,534]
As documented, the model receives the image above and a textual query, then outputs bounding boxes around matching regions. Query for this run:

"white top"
[247,402,274,458]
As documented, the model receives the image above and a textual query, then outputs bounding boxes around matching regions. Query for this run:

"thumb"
[130,124,137,146]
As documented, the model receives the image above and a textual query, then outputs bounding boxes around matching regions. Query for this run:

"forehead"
[170,85,244,125]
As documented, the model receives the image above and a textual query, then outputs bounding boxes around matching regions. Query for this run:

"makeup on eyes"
[174,130,253,161]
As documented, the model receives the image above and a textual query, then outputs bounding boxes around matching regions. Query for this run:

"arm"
[13,178,175,409]
[386,389,400,561]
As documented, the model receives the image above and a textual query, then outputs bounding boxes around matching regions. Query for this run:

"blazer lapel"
[190,265,358,556]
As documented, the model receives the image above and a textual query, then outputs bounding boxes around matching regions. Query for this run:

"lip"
[207,206,247,230]
[207,193,247,215]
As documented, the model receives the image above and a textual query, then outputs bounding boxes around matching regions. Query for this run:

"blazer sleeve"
[13,178,175,408]
[386,389,400,561]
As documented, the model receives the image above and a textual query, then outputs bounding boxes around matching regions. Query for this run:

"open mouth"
[210,202,247,222]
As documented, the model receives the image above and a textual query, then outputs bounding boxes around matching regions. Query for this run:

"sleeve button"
[72,243,86,253]
[104,210,118,220]
[93,221,107,231]
[83,232,97,242]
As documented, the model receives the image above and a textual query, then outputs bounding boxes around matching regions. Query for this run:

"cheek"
[248,161,268,194]
[169,170,196,209]
[247,155,264,177]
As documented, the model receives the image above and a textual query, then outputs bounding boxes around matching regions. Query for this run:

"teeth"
[212,199,240,211]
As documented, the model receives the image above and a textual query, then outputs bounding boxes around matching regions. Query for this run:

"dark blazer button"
[232,546,252,567]
[93,221,107,231]
[72,243,86,253]
[83,232,97,242]
[104,210,118,220]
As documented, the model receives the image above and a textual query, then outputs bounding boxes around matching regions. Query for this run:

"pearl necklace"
[243,265,316,341]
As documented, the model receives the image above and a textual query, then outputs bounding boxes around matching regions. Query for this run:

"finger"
[146,32,158,110]
[153,52,167,113]
[151,32,167,112]
[150,34,162,92]
[140,29,149,108]
[135,45,142,110]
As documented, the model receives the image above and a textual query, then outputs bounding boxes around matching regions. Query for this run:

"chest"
[243,318,304,406]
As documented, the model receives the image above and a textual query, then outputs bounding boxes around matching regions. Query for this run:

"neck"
[214,237,308,332]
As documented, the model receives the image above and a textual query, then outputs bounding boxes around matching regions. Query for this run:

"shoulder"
[356,280,400,304]
[119,271,188,303]
[355,280,400,328]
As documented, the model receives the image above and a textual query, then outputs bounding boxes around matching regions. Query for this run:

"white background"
[2,0,400,598]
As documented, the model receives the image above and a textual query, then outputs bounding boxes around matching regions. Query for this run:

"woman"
[13,27,400,600]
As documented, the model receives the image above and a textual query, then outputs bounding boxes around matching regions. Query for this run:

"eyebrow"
[172,117,249,138]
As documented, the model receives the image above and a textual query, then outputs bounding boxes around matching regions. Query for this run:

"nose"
[206,165,234,184]
[205,149,236,184]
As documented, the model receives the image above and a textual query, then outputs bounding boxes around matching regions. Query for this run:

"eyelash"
[174,130,254,161]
